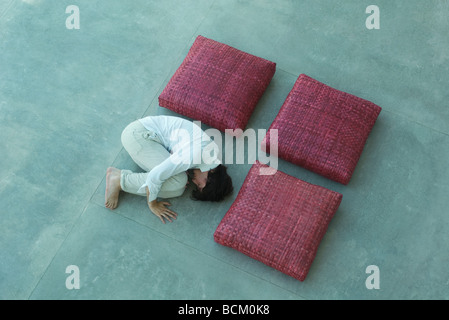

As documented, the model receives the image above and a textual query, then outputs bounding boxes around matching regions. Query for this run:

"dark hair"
[191,165,233,202]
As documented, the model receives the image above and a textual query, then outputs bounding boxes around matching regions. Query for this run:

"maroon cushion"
[261,74,381,184]
[214,161,342,281]
[159,35,276,134]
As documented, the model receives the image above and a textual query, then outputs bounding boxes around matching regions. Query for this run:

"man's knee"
[159,172,188,199]
[167,172,188,195]
[175,172,188,189]
[121,122,134,151]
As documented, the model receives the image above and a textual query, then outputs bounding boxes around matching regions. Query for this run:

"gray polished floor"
[1,0,448,300]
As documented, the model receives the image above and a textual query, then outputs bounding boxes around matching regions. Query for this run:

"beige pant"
[120,120,188,199]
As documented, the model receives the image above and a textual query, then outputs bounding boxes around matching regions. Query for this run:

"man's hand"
[148,200,177,224]
[146,187,177,224]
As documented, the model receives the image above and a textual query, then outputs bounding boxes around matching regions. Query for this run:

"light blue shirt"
[137,116,221,202]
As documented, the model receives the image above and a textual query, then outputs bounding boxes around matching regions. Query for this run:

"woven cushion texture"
[261,74,381,185]
[214,161,343,281]
[159,35,276,133]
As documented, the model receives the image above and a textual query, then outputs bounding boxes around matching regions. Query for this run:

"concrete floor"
[1,0,448,300]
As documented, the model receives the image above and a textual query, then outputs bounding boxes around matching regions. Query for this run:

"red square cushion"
[261,74,381,184]
[159,35,276,133]
[214,161,342,281]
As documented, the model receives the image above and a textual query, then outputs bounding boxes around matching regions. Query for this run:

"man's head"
[189,165,233,202]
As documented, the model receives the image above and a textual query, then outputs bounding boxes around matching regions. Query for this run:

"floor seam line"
[141,0,218,118]
[275,67,449,137]
[85,201,307,299]
[28,143,126,299]
[26,203,91,299]
[0,0,16,20]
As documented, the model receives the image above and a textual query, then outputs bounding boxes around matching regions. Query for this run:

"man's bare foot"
[105,167,122,210]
